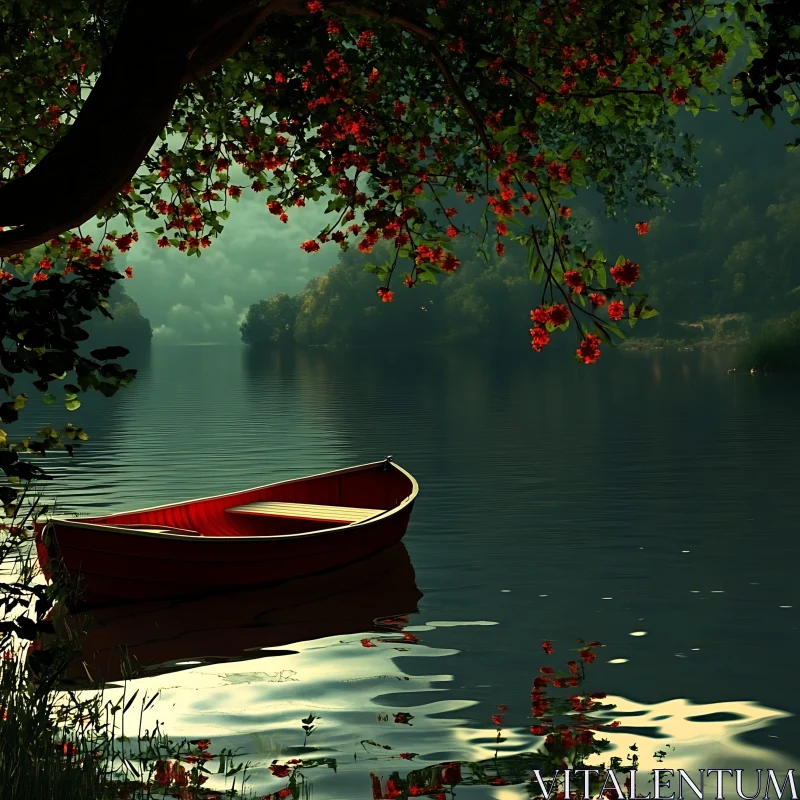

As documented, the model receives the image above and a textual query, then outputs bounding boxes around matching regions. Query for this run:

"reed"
[0,654,114,800]
[0,503,251,800]
[738,311,800,373]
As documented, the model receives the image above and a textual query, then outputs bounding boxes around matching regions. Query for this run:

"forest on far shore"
[241,119,800,354]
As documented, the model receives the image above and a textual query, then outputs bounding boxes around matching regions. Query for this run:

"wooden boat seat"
[225,501,385,524]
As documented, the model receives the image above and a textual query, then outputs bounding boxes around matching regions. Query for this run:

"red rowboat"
[34,458,418,606]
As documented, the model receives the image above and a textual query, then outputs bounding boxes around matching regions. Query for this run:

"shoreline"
[619,334,746,353]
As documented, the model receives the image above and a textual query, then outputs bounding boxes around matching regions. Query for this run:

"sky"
[124,187,333,344]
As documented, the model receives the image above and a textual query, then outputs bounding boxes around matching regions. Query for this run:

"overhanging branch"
[0,0,306,258]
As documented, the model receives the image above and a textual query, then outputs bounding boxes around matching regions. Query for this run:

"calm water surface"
[20,345,800,796]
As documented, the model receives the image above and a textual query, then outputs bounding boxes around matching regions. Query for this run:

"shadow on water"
[57,543,422,687]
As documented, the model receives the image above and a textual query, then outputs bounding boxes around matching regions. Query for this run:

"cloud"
[123,188,336,343]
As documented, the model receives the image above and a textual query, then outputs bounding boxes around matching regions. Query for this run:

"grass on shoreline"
[0,518,253,800]
[738,311,800,373]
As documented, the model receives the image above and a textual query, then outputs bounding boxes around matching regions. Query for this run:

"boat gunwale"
[40,460,419,543]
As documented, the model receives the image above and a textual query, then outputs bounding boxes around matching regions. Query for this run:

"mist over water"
[20,345,800,796]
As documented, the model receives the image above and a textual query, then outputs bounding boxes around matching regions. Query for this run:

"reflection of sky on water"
[88,624,792,797]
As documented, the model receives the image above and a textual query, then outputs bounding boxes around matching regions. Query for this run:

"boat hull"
[35,460,417,606]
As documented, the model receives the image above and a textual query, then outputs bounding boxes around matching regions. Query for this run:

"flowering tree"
[0,0,787,501]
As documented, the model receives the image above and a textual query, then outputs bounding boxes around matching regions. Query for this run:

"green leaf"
[418,270,438,284]
[495,125,519,143]
[761,113,775,129]
[90,346,130,361]
[65,399,81,412]
[43,393,56,405]
[603,322,626,339]
[558,142,578,160]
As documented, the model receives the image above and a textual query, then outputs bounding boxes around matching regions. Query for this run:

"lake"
[19,344,800,797]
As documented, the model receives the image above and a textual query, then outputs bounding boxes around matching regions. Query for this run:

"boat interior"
[73,461,415,538]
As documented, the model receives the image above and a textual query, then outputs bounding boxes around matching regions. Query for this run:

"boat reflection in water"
[59,542,421,687]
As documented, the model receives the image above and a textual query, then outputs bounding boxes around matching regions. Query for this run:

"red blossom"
[576,335,601,364]
[563,269,584,293]
[124,266,133,278]
[548,304,570,325]
[635,221,650,235]
[710,49,727,67]
[541,640,554,655]
[155,760,171,787]
[300,240,320,253]
[607,300,624,320]
[357,30,376,50]
[610,259,640,286]
[441,254,460,272]
[530,326,551,352]
[669,85,688,104]
[589,292,606,307]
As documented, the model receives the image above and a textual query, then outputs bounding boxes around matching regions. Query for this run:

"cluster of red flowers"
[370,763,461,799]
[607,300,625,321]
[264,758,303,800]
[3,0,728,354]
[610,259,640,286]
[577,333,602,364]
[529,303,571,351]
[154,759,189,788]
[11,232,136,284]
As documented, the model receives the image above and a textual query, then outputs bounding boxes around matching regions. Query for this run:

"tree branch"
[0,0,305,258]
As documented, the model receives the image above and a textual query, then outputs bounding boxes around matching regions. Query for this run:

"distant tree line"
[242,130,800,351]
[240,241,538,350]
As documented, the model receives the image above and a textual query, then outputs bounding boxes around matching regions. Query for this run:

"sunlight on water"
[85,631,791,797]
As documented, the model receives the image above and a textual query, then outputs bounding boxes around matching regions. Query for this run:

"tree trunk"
[0,0,300,257]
